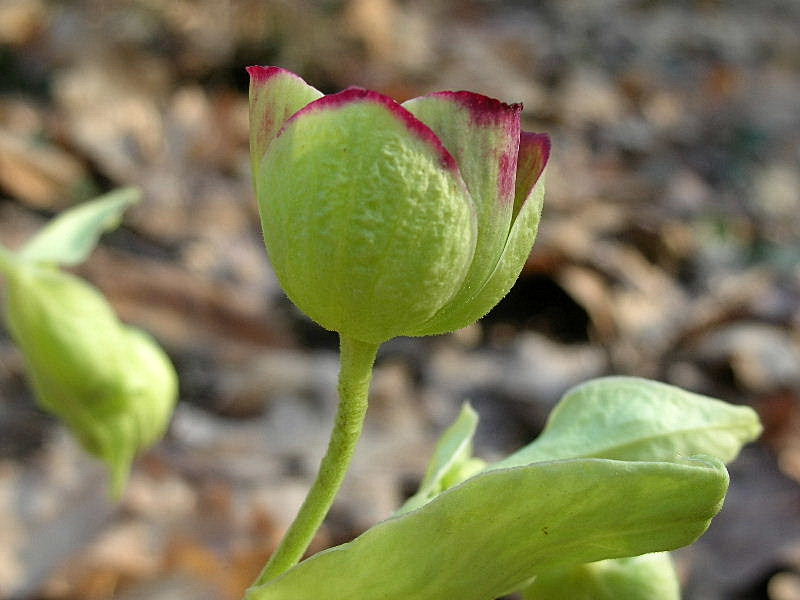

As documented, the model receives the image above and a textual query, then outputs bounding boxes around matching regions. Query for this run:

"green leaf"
[246,456,728,600]
[398,402,485,515]
[493,377,762,470]
[19,187,140,266]
[523,553,680,600]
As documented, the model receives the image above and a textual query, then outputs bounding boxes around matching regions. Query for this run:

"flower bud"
[524,553,680,600]
[248,67,549,343]
[4,264,177,495]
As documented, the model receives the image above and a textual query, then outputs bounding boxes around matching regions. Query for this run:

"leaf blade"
[246,456,728,600]
[19,188,141,266]
[494,376,762,470]
[398,402,482,514]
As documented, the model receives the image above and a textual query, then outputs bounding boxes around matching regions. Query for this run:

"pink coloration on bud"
[283,88,459,172]
[431,90,523,126]
[246,65,295,83]
[519,132,551,181]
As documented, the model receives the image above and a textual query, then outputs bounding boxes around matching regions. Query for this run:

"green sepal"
[403,93,520,326]
[412,135,547,336]
[247,66,323,196]
[257,90,476,344]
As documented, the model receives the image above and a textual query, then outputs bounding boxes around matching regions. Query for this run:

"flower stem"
[253,334,379,586]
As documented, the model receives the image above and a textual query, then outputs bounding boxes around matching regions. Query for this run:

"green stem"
[253,334,379,586]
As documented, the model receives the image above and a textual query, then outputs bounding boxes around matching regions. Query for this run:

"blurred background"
[0,0,798,598]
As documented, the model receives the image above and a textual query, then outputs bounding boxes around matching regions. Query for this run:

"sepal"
[256,87,476,343]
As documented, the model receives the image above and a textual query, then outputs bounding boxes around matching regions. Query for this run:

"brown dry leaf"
[0,129,86,209]
[558,265,617,341]
[226,543,273,600]
[164,536,233,599]
[768,572,800,600]
[79,247,288,350]
[756,390,800,451]
[0,98,45,137]
[0,0,46,45]
[53,56,169,182]
[60,568,120,600]
[344,0,399,64]
[0,200,45,250]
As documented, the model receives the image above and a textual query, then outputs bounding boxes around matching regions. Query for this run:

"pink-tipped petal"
[404,91,522,204]
[402,91,522,316]
[412,132,549,336]
[514,132,551,217]
[246,65,291,83]
[247,66,323,186]
[282,87,459,172]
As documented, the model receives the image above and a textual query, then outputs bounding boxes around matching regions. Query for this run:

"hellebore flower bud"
[248,66,549,344]
[524,553,681,600]
[3,264,177,496]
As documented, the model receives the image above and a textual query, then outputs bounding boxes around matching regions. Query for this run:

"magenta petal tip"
[285,88,459,172]
[518,132,551,187]
[431,91,523,125]
[247,65,298,83]
[522,132,551,162]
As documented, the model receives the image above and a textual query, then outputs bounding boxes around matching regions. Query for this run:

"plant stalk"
[253,334,379,586]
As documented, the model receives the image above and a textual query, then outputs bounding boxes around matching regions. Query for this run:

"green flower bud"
[524,553,680,600]
[248,67,550,344]
[3,264,177,496]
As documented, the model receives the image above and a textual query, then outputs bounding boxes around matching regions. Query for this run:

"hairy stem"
[253,334,379,586]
